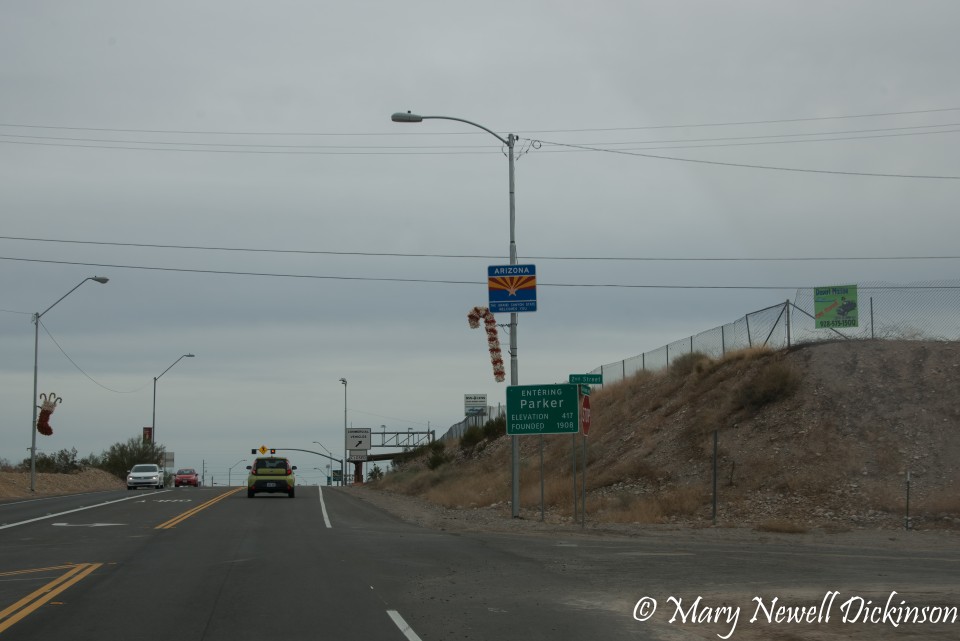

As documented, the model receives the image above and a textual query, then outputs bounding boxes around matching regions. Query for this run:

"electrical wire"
[38,320,148,394]
[3,235,960,262]
[2,105,958,136]
[5,256,960,291]
[531,138,960,180]
[3,125,959,155]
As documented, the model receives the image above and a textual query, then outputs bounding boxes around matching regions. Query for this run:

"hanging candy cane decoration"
[467,306,505,382]
[36,392,62,436]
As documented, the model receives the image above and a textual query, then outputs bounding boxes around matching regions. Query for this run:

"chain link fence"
[592,280,960,387]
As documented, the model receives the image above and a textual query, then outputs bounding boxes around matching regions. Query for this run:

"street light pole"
[152,353,195,444]
[228,458,246,487]
[392,112,521,516]
[313,441,343,486]
[30,276,109,492]
[339,378,347,486]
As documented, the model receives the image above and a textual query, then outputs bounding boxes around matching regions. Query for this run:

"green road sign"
[507,384,580,435]
[569,373,602,385]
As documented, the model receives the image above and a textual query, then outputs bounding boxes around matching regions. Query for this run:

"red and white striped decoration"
[467,306,505,382]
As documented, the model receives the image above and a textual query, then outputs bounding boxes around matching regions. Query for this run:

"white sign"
[465,393,487,415]
[347,450,368,462]
[346,428,371,450]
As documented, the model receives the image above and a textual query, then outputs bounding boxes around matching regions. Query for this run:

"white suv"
[127,463,164,490]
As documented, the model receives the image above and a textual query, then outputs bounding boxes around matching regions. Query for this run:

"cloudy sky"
[2,1,958,483]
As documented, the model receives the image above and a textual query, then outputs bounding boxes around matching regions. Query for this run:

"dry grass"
[755,519,809,534]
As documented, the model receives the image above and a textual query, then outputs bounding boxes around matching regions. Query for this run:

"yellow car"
[246,456,297,498]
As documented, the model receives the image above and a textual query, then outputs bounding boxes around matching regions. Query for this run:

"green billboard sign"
[814,284,858,328]
[506,384,580,435]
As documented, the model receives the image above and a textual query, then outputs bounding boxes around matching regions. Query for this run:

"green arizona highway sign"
[506,384,580,435]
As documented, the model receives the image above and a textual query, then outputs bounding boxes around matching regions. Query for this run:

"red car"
[174,468,200,487]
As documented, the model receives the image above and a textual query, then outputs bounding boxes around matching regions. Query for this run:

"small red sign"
[580,395,591,436]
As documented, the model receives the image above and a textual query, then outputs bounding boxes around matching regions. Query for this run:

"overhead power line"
[1,106,958,136]
[3,235,960,262]
[531,139,960,180]
[4,255,959,291]
[39,321,146,394]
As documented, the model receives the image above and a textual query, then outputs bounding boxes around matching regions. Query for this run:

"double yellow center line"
[0,563,102,633]
[155,487,243,529]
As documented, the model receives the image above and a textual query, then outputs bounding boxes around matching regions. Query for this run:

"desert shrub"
[736,362,799,410]
[670,351,711,377]
[459,425,485,451]
[427,441,451,469]
[20,447,84,474]
[482,416,506,441]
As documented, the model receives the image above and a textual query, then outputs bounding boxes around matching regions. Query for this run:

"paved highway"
[1,487,957,640]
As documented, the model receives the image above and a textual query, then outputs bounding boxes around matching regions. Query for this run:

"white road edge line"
[0,493,152,530]
[318,486,332,528]
[386,610,423,641]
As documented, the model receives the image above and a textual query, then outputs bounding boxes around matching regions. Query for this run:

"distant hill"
[379,340,960,531]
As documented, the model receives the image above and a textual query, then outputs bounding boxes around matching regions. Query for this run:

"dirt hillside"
[586,339,960,529]
[379,340,960,531]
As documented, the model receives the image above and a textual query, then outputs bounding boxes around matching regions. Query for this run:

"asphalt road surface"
[0,486,957,640]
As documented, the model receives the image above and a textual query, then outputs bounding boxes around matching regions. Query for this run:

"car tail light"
[249,468,257,475]
[286,467,292,475]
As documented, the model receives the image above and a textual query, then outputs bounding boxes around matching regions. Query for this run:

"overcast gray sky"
[2,1,958,483]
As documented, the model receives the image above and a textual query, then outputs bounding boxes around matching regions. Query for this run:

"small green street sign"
[579,384,591,396]
[569,373,602,385]
[507,384,580,435]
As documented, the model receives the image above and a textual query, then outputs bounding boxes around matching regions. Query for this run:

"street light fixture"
[30,276,109,492]
[391,111,521,516]
[152,353,195,444]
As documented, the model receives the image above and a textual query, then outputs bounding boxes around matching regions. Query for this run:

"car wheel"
[247,489,254,498]
[288,488,295,498]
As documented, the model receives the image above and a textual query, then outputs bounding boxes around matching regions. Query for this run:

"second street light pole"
[152,353,195,444]
[392,111,521,517]
[339,378,347,487]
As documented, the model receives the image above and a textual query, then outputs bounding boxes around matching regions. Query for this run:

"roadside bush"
[459,425,485,451]
[427,445,451,470]
[736,362,800,410]
[482,416,506,441]
[670,351,711,377]
[19,447,84,474]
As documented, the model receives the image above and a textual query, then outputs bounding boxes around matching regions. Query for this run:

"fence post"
[642,353,645,371]
[721,325,726,357]
[785,300,791,347]
[666,344,670,366]
[870,297,875,339]
[745,314,753,347]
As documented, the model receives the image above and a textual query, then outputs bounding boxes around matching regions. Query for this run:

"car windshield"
[131,465,157,472]
[256,458,288,470]
[177,470,194,475]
